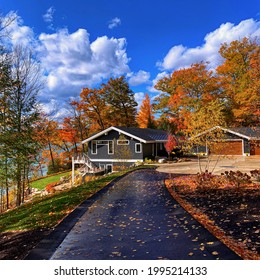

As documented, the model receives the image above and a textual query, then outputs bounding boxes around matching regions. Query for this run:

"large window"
[135,143,142,153]
[92,140,114,154]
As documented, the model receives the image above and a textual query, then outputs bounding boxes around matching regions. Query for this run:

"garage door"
[210,140,243,155]
[250,141,260,155]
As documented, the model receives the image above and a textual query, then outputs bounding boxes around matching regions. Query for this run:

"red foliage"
[164,134,178,155]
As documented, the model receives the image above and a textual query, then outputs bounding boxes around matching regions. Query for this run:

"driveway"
[48,169,239,260]
[156,156,260,175]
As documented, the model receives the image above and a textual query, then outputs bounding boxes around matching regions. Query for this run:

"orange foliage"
[136,94,155,128]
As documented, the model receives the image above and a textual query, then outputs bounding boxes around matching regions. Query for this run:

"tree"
[186,99,226,173]
[7,45,43,206]
[113,134,132,170]
[164,134,178,157]
[79,87,108,131]
[154,62,220,133]
[136,93,156,128]
[0,50,14,210]
[217,37,260,126]
[102,76,137,127]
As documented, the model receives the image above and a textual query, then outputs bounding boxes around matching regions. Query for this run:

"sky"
[0,0,259,118]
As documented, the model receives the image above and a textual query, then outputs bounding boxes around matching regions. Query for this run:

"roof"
[193,126,260,140]
[82,126,169,144]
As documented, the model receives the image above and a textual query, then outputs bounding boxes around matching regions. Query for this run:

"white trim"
[192,126,251,140]
[135,143,142,153]
[91,141,97,154]
[106,164,113,173]
[82,126,148,144]
[82,126,168,144]
[89,158,143,163]
[117,139,130,145]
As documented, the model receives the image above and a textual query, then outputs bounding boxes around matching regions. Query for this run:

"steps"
[72,153,105,185]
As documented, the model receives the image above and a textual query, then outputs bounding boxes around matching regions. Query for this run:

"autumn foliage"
[136,93,155,128]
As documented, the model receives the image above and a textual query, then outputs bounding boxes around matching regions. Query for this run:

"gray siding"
[87,130,143,161]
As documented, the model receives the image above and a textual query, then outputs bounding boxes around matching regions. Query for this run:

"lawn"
[30,171,71,190]
[0,165,156,259]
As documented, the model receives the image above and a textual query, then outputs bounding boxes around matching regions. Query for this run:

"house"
[193,126,260,156]
[80,126,170,173]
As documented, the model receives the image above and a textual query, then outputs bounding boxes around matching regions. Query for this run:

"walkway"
[49,169,240,260]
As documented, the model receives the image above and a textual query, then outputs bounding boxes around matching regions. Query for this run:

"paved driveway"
[49,169,239,260]
[156,156,260,175]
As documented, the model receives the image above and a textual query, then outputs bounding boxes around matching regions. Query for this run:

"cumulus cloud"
[108,17,121,29]
[128,70,151,86]
[37,28,130,99]
[158,19,260,70]
[147,71,170,93]
[1,12,35,47]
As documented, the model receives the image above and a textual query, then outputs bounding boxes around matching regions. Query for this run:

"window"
[97,140,108,145]
[117,140,130,145]
[135,143,142,153]
[92,141,97,154]
[108,140,114,154]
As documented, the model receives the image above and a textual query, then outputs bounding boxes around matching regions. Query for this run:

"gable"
[193,126,260,140]
[82,126,168,144]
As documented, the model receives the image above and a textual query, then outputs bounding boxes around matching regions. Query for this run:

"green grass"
[30,171,71,190]
[0,165,156,232]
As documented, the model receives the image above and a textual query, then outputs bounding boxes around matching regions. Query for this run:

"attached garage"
[211,140,243,155]
[193,126,260,156]
[250,141,260,155]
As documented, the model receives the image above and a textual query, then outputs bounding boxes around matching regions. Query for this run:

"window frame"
[117,139,130,145]
[135,143,142,153]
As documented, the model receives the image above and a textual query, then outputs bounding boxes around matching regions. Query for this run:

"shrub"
[221,171,251,188]
[196,170,222,191]
[250,169,260,182]
[45,181,60,193]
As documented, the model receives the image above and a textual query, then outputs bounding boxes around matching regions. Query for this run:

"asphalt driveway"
[47,169,240,260]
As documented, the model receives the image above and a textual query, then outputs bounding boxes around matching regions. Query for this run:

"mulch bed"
[165,177,260,260]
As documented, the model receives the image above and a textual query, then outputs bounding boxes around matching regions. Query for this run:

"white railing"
[72,153,105,186]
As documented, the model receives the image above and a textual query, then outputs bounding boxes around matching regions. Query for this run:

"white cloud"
[43,6,55,23]
[42,6,55,30]
[147,71,170,93]
[108,17,121,29]
[158,19,260,70]
[134,92,145,109]
[37,28,130,99]
[2,12,131,106]
[2,12,35,47]
[128,70,151,86]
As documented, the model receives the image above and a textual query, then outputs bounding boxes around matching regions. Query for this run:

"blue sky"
[0,0,259,117]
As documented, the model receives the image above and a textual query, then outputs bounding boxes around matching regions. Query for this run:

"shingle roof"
[114,126,168,141]
[228,127,260,138]
[82,126,169,144]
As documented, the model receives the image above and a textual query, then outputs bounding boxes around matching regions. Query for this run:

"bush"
[196,170,223,191]
[250,169,260,182]
[45,181,60,193]
[221,171,251,188]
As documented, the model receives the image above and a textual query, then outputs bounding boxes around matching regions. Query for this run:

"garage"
[250,141,260,155]
[194,126,260,156]
[211,140,243,155]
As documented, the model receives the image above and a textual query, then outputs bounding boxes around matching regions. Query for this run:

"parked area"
[156,156,260,175]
